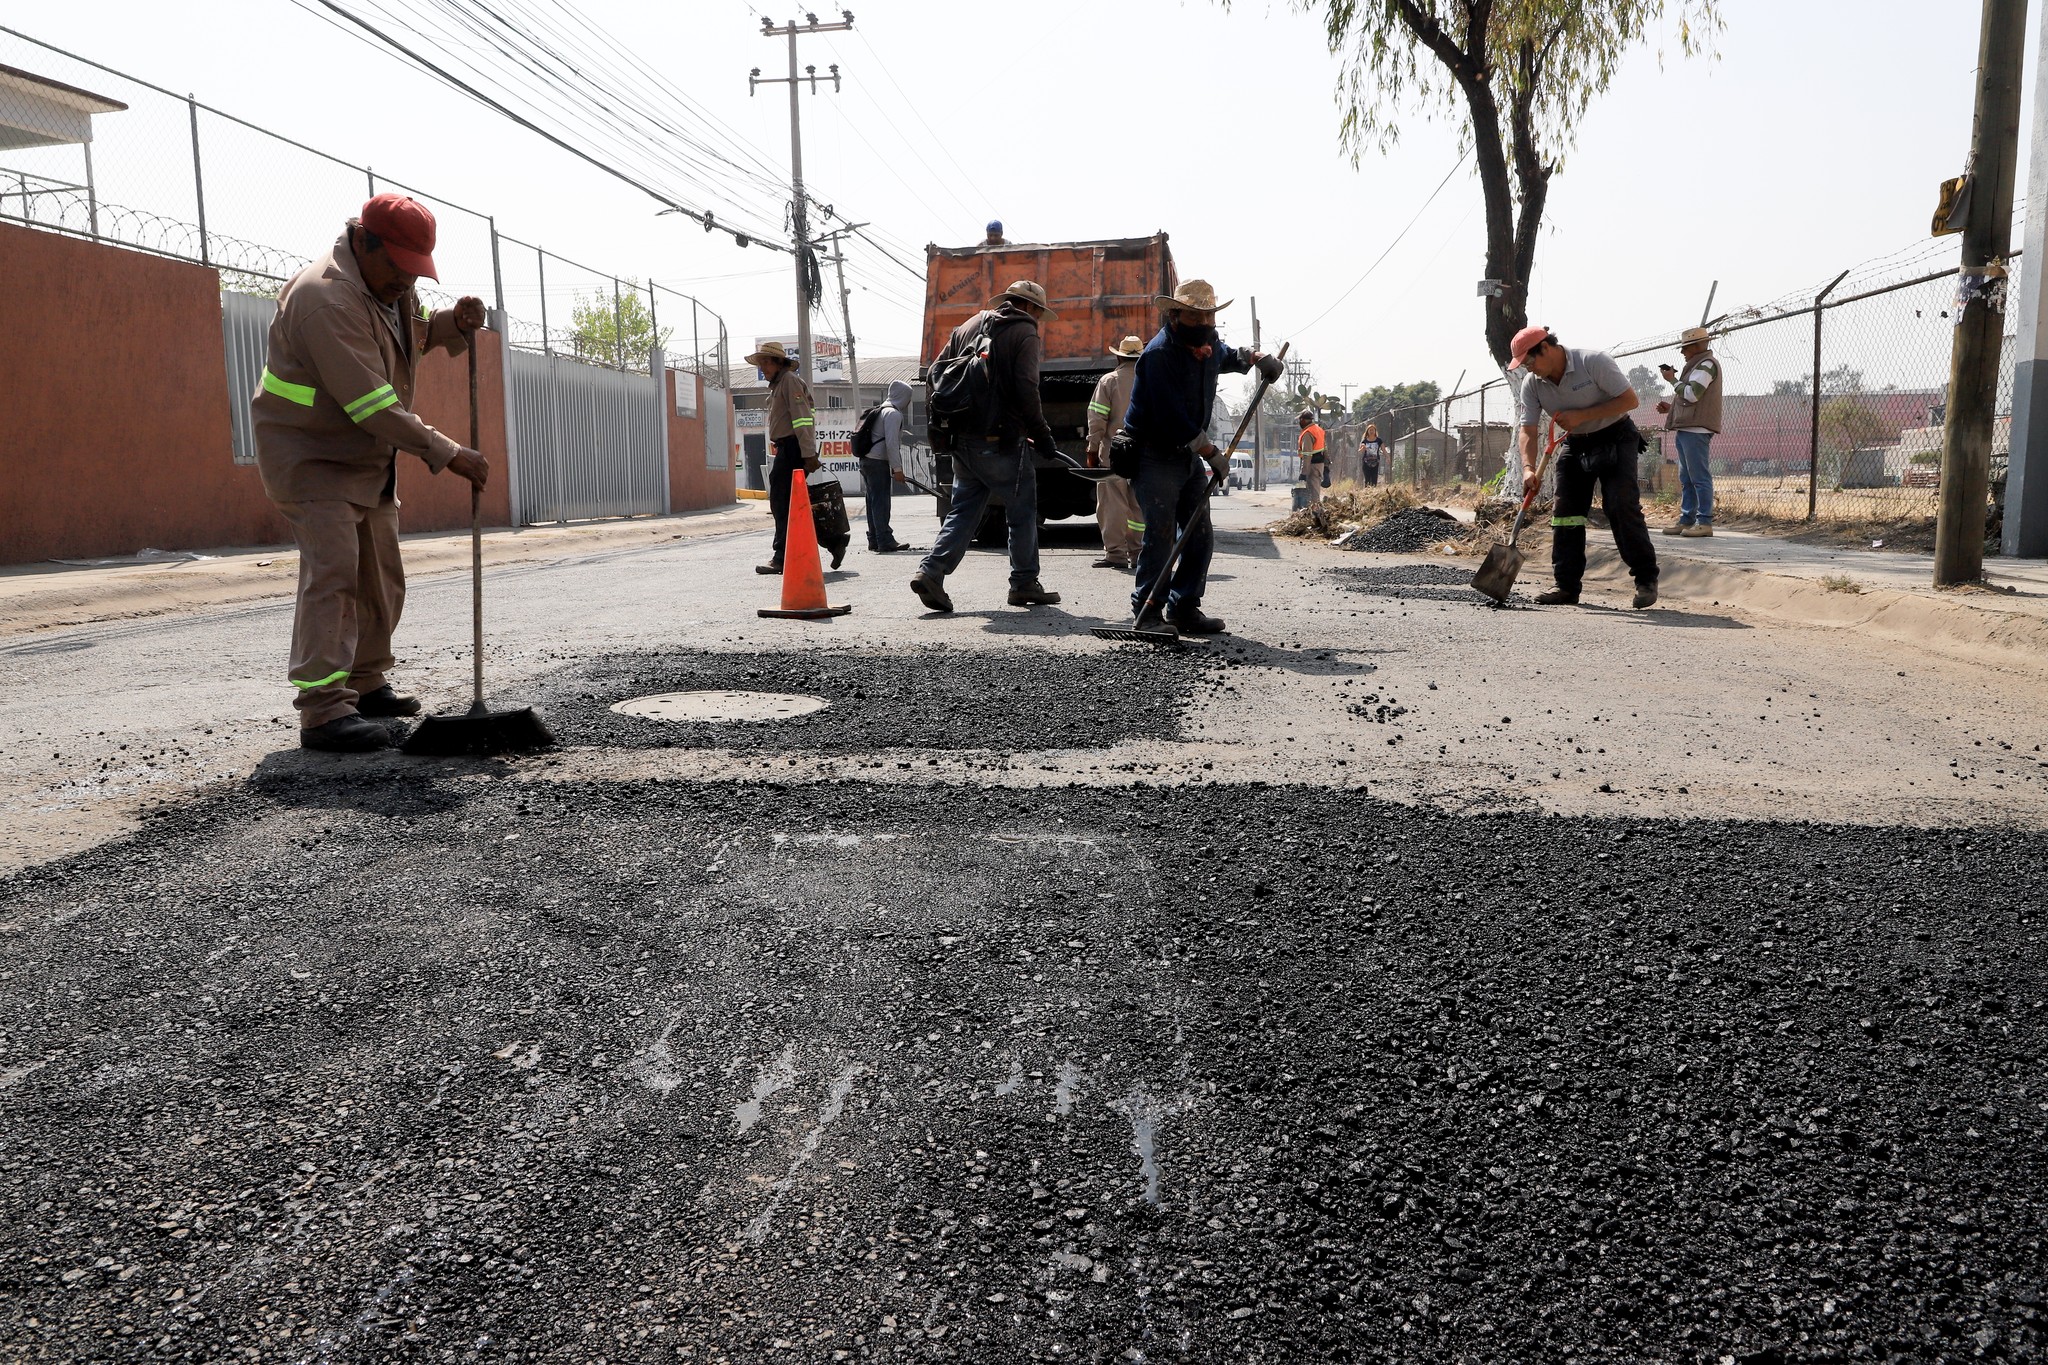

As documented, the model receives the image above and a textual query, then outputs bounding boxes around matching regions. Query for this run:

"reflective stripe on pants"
[274,496,406,728]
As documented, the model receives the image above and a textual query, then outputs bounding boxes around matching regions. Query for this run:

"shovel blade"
[1471,542,1525,603]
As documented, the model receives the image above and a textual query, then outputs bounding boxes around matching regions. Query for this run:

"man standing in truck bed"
[1085,335,1145,570]
[910,280,1063,613]
[1117,280,1262,635]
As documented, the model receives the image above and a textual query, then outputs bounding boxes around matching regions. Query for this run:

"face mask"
[1172,321,1218,350]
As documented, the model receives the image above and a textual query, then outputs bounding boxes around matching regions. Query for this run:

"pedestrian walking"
[861,379,918,553]
[251,194,489,753]
[748,339,822,577]
[1297,410,1328,507]
[911,280,1063,613]
[1116,280,1265,635]
[1085,335,1145,570]
[1657,326,1724,537]
[1360,422,1384,486]
[1509,325,1660,609]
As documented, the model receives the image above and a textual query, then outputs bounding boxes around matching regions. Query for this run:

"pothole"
[610,691,830,724]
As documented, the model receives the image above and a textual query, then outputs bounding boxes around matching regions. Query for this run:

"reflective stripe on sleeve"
[790,417,815,429]
[1551,516,1589,528]
[1088,402,1111,415]
[1127,520,1146,532]
[345,384,399,422]
[262,368,317,407]
[292,668,349,691]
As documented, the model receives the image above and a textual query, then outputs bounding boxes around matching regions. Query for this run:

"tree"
[569,289,672,371]
[1291,0,1720,369]
[1771,378,1809,397]
[1818,396,1886,454]
[1626,363,1665,400]
[1353,380,1443,439]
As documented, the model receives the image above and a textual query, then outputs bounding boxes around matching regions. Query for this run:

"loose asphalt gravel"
[3,761,2044,1363]
[1339,508,1466,555]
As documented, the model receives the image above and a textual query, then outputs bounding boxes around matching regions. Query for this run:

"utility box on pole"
[752,12,852,383]
[1934,0,2027,584]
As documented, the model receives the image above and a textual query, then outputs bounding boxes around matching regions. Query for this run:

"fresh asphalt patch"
[1329,562,1486,604]
[2,772,2044,1363]
[526,647,1212,753]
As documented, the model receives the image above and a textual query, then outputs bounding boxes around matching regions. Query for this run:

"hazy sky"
[6,1,2033,399]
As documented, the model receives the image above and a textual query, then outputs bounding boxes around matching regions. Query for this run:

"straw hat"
[1108,335,1144,359]
[1156,279,1233,313]
[745,339,796,368]
[991,279,1058,317]
[1678,326,1714,349]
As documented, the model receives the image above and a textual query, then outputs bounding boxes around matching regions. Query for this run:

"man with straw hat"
[911,280,1063,613]
[1116,280,1264,634]
[1656,326,1724,537]
[1085,335,1146,570]
[746,339,822,576]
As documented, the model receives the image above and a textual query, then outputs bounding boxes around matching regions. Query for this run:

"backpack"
[850,403,886,457]
[926,313,1021,447]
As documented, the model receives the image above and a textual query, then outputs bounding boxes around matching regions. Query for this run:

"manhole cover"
[609,690,829,724]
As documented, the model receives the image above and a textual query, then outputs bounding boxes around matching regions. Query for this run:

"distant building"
[727,355,924,490]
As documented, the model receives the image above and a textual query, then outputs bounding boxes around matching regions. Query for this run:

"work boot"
[1633,581,1660,609]
[1681,523,1714,538]
[910,571,954,614]
[300,713,392,753]
[1169,605,1227,635]
[1091,556,1129,570]
[355,684,421,718]
[756,559,783,576]
[828,540,848,569]
[1535,587,1580,606]
[1132,609,1178,639]
[1008,579,1062,606]
[1662,521,1693,536]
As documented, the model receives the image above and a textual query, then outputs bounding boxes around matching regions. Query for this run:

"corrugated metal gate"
[220,290,275,465]
[507,350,668,525]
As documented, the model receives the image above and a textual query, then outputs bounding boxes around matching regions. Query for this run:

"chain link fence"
[0,25,728,385]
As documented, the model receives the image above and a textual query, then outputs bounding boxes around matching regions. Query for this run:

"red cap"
[359,192,439,281]
[1506,324,1548,371]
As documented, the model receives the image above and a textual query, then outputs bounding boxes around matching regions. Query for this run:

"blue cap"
[986,220,1003,234]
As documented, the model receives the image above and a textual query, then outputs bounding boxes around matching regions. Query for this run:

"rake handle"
[468,337,484,711]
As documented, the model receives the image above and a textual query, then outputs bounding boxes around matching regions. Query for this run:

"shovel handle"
[1505,422,1561,546]
[468,338,484,709]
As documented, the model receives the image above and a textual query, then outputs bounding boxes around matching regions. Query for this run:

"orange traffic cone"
[759,467,853,620]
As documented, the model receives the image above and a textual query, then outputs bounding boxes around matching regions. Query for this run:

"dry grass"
[1818,574,1865,595]
[1270,482,1419,539]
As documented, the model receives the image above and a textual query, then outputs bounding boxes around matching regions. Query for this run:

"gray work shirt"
[1518,347,1632,434]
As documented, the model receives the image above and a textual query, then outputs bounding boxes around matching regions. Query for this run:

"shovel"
[1471,426,1560,605]
[1093,343,1289,646]
[402,334,556,756]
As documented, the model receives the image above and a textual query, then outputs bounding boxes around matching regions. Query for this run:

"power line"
[1289,150,1471,337]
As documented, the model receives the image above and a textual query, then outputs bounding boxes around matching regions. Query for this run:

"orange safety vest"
[1298,423,1327,458]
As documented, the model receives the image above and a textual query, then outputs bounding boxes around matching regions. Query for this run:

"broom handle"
[469,337,484,709]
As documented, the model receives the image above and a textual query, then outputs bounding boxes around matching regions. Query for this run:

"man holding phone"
[1656,327,1724,537]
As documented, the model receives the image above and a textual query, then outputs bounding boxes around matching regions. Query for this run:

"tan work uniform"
[1298,422,1327,506]
[252,225,469,728]
[764,367,820,559]
[1085,361,1142,565]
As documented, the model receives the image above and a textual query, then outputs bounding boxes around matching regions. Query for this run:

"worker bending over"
[252,193,488,752]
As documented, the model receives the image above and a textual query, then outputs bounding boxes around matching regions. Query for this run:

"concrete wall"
[665,369,736,512]
[0,222,511,564]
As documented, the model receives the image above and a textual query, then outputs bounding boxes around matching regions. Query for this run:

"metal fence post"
[646,278,659,377]
[1478,384,1486,485]
[613,277,626,372]
[82,140,99,240]
[538,246,551,357]
[489,217,505,316]
[1807,268,1851,520]
[692,297,701,376]
[187,95,209,266]
[367,167,376,199]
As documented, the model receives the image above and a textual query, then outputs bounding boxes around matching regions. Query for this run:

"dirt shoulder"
[0,503,768,639]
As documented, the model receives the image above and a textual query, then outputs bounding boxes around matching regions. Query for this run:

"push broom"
[402,334,555,756]
[1092,343,1289,645]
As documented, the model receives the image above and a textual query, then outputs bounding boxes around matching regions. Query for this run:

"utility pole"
[1935,0,2027,584]
[751,11,852,386]
[2004,0,2048,558]
[818,224,869,402]
[1251,298,1264,490]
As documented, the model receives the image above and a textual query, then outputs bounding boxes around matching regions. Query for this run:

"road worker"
[1297,409,1328,509]
[747,339,822,576]
[1085,335,1145,570]
[252,193,488,753]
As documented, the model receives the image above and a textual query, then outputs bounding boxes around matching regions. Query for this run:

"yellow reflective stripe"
[419,302,432,321]
[790,417,815,428]
[1551,516,1588,528]
[346,385,399,422]
[1127,520,1146,532]
[292,669,349,690]
[1088,402,1111,415]
[262,368,317,407]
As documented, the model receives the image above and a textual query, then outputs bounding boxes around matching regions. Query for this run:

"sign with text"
[754,334,845,383]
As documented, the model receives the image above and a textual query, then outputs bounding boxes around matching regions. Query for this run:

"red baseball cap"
[359,192,439,280]
[1506,324,1549,371]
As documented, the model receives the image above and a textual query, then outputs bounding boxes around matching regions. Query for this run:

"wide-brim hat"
[1156,279,1233,313]
[991,279,1058,318]
[745,339,795,368]
[1678,326,1714,348]
[1108,335,1144,359]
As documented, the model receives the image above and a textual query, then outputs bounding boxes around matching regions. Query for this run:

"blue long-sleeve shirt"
[1121,327,1253,452]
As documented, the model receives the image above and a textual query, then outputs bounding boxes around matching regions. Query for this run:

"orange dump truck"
[920,233,1178,524]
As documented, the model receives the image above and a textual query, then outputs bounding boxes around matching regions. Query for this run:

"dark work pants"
[860,456,897,549]
[1551,451,1659,594]
[1131,450,1213,617]
[768,436,801,560]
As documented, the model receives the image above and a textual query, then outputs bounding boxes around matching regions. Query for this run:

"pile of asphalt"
[1330,562,1479,603]
[527,646,1210,752]
[1339,506,1465,555]
[2,776,2044,1363]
